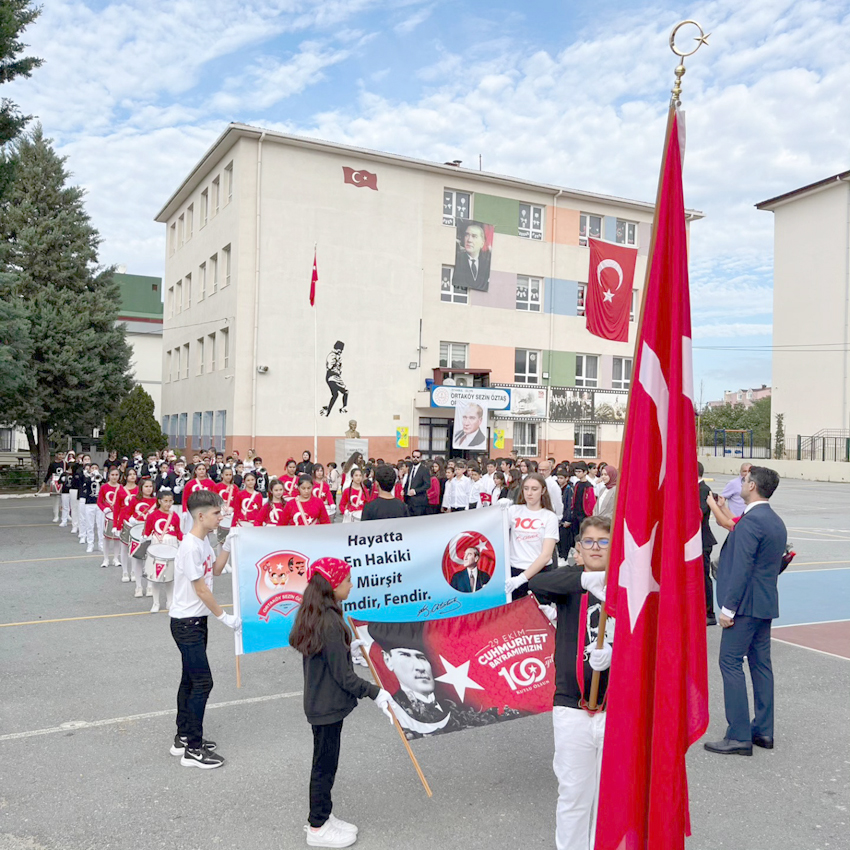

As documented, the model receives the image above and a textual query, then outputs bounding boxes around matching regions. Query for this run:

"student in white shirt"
[442,460,473,511]
[169,489,241,770]
[503,472,560,601]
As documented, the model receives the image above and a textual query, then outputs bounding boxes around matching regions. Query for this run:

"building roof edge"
[755,170,850,210]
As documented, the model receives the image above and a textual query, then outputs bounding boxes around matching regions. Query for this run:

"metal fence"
[700,435,850,462]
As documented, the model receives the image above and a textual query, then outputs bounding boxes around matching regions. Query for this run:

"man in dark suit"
[403,449,431,517]
[449,547,491,593]
[697,462,718,626]
[452,221,491,292]
[704,466,787,756]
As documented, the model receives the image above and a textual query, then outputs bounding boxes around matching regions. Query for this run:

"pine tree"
[774,413,786,460]
[104,385,167,458]
[0,126,132,477]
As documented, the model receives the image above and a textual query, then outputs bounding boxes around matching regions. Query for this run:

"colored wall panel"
[547,206,580,246]
[543,349,576,387]
[638,222,652,256]
[469,343,516,384]
[470,270,518,310]
[544,278,578,317]
[600,354,613,388]
[116,272,163,317]
[603,216,617,242]
[474,193,519,237]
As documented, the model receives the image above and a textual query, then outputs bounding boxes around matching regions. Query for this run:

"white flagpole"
[313,244,319,461]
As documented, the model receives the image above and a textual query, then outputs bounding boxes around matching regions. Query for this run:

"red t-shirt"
[182,478,216,510]
[281,496,331,526]
[240,490,264,526]
[255,501,287,527]
[143,508,183,542]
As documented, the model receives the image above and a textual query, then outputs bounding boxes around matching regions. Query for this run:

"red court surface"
[772,620,850,659]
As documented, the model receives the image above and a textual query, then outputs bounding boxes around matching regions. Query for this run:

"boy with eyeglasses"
[529,516,612,850]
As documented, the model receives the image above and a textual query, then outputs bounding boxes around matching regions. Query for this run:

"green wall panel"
[543,349,576,387]
[115,273,163,317]
[473,193,519,237]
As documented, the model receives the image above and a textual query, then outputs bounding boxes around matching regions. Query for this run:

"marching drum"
[216,514,233,546]
[103,508,119,540]
[143,544,177,583]
[129,525,145,559]
[120,521,132,546]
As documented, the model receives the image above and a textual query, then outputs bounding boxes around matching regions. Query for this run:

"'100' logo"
[514,517,543,530]
[498,658,547,690]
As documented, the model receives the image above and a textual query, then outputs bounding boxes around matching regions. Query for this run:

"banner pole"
[348,618,433,798]
[235,655,242,689]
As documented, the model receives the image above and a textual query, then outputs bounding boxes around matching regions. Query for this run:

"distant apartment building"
[706,385,772,409]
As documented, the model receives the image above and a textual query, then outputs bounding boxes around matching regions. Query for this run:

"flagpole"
[348,618,433,798]
[588,23,708,710]
[313,243,318,462]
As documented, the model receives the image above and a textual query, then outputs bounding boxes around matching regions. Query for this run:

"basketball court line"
[0,554,104,565]
[0,690,303,743]
[771,637,850,662]
[0,604,232,628]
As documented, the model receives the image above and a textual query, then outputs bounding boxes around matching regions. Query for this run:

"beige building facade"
[156,124,700,470]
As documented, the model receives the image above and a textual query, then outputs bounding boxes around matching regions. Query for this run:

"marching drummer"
[239,471,264,527]
[143,488,181,614]
[97,466,124,570]
[126,479,157,599]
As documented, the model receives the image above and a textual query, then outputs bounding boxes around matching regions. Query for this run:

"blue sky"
[8,0,850,403]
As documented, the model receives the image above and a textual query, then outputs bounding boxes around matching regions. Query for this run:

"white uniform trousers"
[94,508,105,552]
[82,503,98,547]
[52,494,61,522]
[60,493,71,525]
[553,705,606,850]
[68,490,79,531]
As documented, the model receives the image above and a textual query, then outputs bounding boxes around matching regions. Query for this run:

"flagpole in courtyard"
[311,245,319,461]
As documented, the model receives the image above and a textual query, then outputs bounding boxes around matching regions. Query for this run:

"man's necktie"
[471,259,478,280]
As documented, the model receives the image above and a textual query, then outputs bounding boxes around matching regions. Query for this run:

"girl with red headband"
[289,558,395,848]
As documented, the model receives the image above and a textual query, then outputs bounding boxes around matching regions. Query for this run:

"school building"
[155,123,702,470]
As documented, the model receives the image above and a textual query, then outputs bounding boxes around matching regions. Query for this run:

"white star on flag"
[618,521,661,630]
[603,288,615,303]
[435,656,485,702]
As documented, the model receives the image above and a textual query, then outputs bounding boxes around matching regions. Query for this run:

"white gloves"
[498,498,512,507]
[216,611,242,631]
[580,570,607,601]
[589,643,613,672]
[222,526,239,552]
[374,688,396,725]
[505,573,528,594]
[538,603,557,626]
[350,638,368,666]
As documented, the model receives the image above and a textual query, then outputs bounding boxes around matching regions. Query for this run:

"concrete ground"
[1,476,848,850]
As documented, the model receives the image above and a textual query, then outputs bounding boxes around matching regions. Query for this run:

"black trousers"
[309,720,344,828]
[170,616,213,748]
[407,498,428,517]
[558,524,574,561]
[703,549,715,617]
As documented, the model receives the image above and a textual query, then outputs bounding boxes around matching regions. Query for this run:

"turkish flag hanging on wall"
[593,109,708,850]
[585,238,638,342]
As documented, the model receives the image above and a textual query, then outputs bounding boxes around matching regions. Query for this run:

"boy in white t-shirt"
[169,489,241,769]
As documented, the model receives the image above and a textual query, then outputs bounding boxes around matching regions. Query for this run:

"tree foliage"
[699,396,771,444]
[0,126,132,476]
[104,384,167,458]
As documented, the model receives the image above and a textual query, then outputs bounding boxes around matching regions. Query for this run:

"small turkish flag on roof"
[342,166,378,190]
[585,238,637,342]
[309,249,318,307]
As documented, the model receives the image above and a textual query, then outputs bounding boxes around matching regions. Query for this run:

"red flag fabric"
[352,597,554,739]
[586,238,638,342]
[342,166,378,190]
[594,109,708,850]
[309,250,318,306]
[440,529,496,583]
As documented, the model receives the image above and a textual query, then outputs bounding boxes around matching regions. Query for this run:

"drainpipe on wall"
[251,131,267,449]
[844,177,850,431]
[548,189,565,456]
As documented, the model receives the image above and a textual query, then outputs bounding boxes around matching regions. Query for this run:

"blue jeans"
[170,616,213,748]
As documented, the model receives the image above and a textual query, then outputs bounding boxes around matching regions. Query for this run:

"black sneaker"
[170,734,217,756]
[180,746,225,769]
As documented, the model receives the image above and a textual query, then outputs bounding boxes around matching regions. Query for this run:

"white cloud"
[394,3,434,35]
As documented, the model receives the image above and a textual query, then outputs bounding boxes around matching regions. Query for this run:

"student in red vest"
[255,479,287,527]
[182,462,216,512]
[339,468,367,523]
[239,471,264,527]
[280,459,299,502]
[143,488,182,613]
[311,464,336,520]
[216,466,242,524]
[116,467,140,583]
[282,476,332,526]
[97,466,124,569]
[126,478,158,598]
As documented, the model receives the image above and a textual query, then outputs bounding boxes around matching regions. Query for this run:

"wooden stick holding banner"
[348,617,433,798]
[231,530,244,688]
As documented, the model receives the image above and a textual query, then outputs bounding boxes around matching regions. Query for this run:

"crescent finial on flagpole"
[669,20,709,106]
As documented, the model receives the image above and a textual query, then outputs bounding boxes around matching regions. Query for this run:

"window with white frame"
[177,214,184,248]
[186,204,193,240]
[221,327,230,368]
[513,422,538,457]
[516,275,542,311]
[197,337,205,375]
[175,280,182,313]
[200,189,208,227]
[574,424,598,458]
[174,346,181,379]
[222,244,231,286]
[577,283,586,316]
[183,343,189,379]
[210,253,218,293]
[615,219,638,246]
[439,341,468,369]
[515,349,540,384]
[224,162,233,203]
[202,411,213,448]
[169,223,176,255]
[214,410,227,452]
[518,203,544,240]
[612,357,632,390]
[198,262,206,300]
[442,188,471,225]
[419,417,450,454]
[575,354,599,388]
[166,350,172,382]
[0,428,13,452]
[579,212,602,247]
[184,273,192,308]
[211,176,220,216]
[167,286,174,318]
[178,413,187,449]
[208,332,216,372]
[192,412,202,446]
[630,289,638,321]
[440,266,467,304]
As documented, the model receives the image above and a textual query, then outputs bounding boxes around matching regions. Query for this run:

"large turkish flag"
[594,109,709,850]
[586,238,638,342]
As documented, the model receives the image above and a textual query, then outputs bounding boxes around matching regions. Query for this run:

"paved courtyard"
[1,474,848,850]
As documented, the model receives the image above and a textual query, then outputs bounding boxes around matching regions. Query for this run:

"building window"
[631,289,638,322]
[210,253,218,293]
[575,354,599,388]
[177,214,184,248]
[612,357,632,390]
[574,424,598,458]
[616,219,638,246]
[208,332,216,371]
[514,349,540,384]
[198,262,206,300]
[419,417,450,454]
[166,350,172,383]
[178,412,187,449]
[440,266,467,304]
[0,428,13,452]
[184,273,192,308]
[200,189,208,227]
[169,222,176,255]
[192,412,202,446]
[197,337,205,375]
[186,204,193,240]
[183,343,189,379]
[224,162,233,203]
[747,390,753,400]
[167,286,174,318]
[221,328,230,367]
[579,212,602,247]
[439,341,468,369]
[222,244,231,287]
[518,203,543,240]
[175,280,182,313]
[577,284,586,317]
[443,188,471,225]
[516,275,542,311]
[211,176,220,216]
[214,410,226,452]
[202,411,213,448]
[174,346,181,380]
[513,422,538,457]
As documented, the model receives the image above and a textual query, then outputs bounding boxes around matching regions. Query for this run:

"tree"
[0,126,132,478]
[104,385,167,458]
[774,413,786,460]
[698,396,771,445]
[0,1,42,195]
[0,288,32,400]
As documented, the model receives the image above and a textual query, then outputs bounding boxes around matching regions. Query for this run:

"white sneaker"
[145,585,154,597]
[134,587,143,598]
[305,820,356,848]
[328,814,358,835]
[121,575,130,583]
[86,545,93,553]
[52,518,59,523]
[59,522,67,528]
[71,526,78,534]
[150,601,160,613]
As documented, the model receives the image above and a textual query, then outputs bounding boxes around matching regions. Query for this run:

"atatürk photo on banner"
[549,389,594,422]
[453,219,494,292]
[452,401,488,451]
